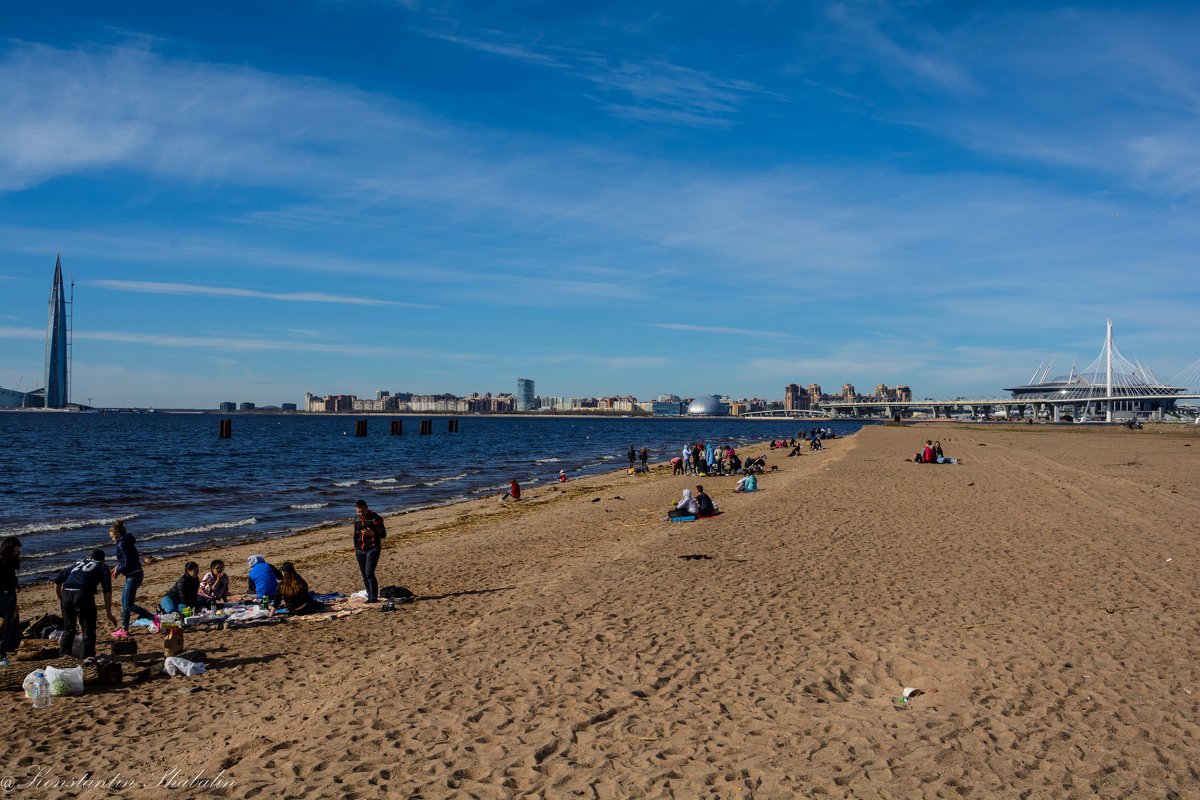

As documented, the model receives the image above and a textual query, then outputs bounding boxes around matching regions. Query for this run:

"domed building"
[686,395,728,416]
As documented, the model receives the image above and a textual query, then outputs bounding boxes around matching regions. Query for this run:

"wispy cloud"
[88,279,436,308]
[823,1,977,94]
[643,322,793,339]
[0,326,487,359]
[418,27,776,126]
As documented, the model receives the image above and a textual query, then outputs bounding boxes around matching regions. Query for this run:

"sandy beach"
[3,423,1200,799]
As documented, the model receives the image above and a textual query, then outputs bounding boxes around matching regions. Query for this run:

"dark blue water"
[0,412,870,581]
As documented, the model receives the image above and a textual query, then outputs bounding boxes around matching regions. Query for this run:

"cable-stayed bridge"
[746,322,1200,423]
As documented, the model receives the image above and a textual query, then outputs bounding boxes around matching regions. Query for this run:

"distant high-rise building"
[516,378,535,412]
[219,401,237,412]
[784,383,800,410]
[44,255,70,408]
[784,383,810,411]
[240,402,256,411]
[807,384,822,407]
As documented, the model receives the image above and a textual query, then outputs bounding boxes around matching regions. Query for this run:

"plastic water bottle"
[30,670,52,709]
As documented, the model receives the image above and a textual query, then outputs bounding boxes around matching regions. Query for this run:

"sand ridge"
[3,425,1200,799]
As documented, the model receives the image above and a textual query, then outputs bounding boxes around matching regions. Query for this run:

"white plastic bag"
[226,606,270,623]
[45,665,85,696]
[350,590,368,600]
[163,656,206,677]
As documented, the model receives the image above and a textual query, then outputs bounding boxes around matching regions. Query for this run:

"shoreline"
[10,434,793,604]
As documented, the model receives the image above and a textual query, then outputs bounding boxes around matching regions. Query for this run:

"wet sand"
[3,423,1199,799]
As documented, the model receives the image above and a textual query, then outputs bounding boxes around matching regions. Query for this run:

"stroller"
[744,456,767,475]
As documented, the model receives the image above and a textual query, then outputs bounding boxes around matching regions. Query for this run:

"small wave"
[1,513,139,537]
[333,480,358,487]
[424,473,468,487]
[535,457,561,463]
[151,517,257,538]
[365,478,397,485]
[288,502,330,510]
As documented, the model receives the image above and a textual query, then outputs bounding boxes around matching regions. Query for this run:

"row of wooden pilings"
[217,418,460,438]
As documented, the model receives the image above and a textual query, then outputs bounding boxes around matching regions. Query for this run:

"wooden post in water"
[218,418,232,438]
[420,419,432,435]
[356,419,368,437]
[390,419,403,435]
[448,418,458,433]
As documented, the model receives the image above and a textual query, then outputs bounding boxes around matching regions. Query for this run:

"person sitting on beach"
[160,561,201,614]
[246,555,282,606]
[500,479,521,502]
[728,453,742,473]
[278,562,325,616]
[933,441,945,460]
[734,474,758,493]
[558,470,567,483]
[198,559,229,607]
[668,488,700,519]
[694,485,717,517]
[922,440,936,463]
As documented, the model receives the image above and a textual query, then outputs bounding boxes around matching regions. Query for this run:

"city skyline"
[2,3,1199,408]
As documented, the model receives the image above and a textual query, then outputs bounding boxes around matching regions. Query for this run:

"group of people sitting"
[913,440,958,464]
[668,485,719,519]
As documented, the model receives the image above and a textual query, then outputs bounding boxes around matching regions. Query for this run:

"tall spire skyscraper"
[44,255,69,408]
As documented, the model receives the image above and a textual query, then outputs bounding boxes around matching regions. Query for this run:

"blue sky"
[1,1,1198,407]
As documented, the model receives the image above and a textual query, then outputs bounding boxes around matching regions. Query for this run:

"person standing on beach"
[0,537,21,666]
[639,447,648,471]
[627,446,636,470]
[109,521,153,636]
[54,549,116,658]
[354,500,386,604]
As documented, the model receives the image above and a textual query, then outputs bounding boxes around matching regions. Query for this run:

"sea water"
[0,412,869,581]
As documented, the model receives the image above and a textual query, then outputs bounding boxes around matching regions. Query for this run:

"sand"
[3,423,1200,799]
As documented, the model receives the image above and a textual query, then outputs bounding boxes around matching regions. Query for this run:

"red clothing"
[510,481,521,500]
[922,445,935,463]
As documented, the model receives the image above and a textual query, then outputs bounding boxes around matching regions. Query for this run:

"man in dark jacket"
[354,500,386,603]
[54,549,117,658]
[694,485,716,517]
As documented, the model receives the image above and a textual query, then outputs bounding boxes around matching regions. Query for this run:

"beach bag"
[45,664,85,696]
[163,628,185,657]
[380,586,414,603]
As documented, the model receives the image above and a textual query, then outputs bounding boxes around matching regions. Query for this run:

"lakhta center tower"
[44,254,69,408]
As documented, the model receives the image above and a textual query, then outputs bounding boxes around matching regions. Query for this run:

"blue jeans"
[122,573,154,629]
[356,548,381,601]
[160,595,182,614]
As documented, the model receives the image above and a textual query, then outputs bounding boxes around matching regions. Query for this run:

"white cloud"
[87,279,435,308]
